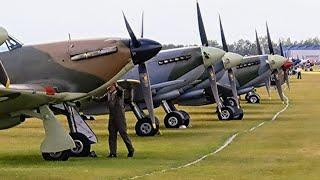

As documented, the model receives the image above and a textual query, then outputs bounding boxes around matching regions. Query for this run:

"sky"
[1,0,319,45]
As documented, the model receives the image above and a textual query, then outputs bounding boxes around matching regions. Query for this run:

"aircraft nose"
[282,59,293,70]
[268,55,287,70]
[0,27,8,46]
[130,38,162,65]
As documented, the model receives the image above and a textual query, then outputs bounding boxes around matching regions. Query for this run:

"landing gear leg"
[129,101,159,136]
[50,104,97,157]
[21,105,75,161]
[161,100,190,128]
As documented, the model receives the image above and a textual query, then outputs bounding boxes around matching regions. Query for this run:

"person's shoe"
[127,150,134,157]
[89,151,98,158]
[107,154,117,158]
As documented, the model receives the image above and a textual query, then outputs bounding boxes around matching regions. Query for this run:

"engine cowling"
[0,27,8,46]
[222,52,243,69]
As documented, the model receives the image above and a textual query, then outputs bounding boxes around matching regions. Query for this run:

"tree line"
[162,37,320,56]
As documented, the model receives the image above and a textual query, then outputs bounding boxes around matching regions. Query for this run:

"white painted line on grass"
[128,133,239,180]
[127,93,290,180]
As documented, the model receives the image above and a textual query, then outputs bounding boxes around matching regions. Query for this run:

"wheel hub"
[221,110,230,119]
[140,123,152,134]
[49,151,62,158]
[250,96,258,103]
[168,117,178,126]
[71,140,84,154]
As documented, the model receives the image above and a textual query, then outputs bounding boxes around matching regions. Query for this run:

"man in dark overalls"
[94,83,134,158]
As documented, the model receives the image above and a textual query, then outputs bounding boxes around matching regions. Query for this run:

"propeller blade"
[265,79,271,99]
[284,69,290,90]
[138,64,156,128]
[196,2,208,46]
[0,60,9,88]
[275,71,284,101]
[266,22,274,55]
[141,11,144,38]
[279,41,284,56]
[123,12,141,48]
[219,15,229,52]
[227,69,240,108]
[207,65,223,112]
[255,30,263,55]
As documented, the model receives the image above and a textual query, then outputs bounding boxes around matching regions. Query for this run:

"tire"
[217,106,235,121]
[69,133,91,157]
[179,110,190,127]
[225,97,237,107]
[135,117,160,136]
[164,111,185,128]
[81,115,95,121]
[42,150,70,161]
[247,94,260,104]
[245,93,250,101]
[235,108,244,120]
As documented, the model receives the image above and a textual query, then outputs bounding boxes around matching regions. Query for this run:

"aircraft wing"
[0,85,86,115]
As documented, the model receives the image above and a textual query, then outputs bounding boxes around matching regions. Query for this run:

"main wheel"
[179,110,190,127]
[235,108,244,120]
[69,132,91,157]
[42,150,70,161]
[164,111,185,128]
[217,106,235,121]
[135,117,160,136]
[247,94,260,104]
[225,97,237,107]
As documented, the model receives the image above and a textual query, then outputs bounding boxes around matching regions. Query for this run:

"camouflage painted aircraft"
[0,14,161,161]
[246,27,293,103]
[80,2,245,136]
[176,24,292,113]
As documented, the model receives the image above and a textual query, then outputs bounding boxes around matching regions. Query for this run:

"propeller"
[197,2,208,47]
[266,22,274,55]
[274,70,284,101]
[266,23,286,101]
[279,42,291,90]
[196,2,223,111]
[255,30,263,55]
[219,16,240,108]
[0,28,9,88]
[141,11,144,38]
[265,79,271,99]
[0,60,10,88]
[0,27,8,46]
[256,30,271,97]
[123,13,162,128]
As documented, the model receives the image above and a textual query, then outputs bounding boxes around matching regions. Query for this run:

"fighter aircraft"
[243,25,293,103]
[0,14,161,161]
[176,24,292,112]
[80,2,244,136]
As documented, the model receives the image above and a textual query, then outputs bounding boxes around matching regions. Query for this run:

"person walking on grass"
[93,82,134,158]
[297,66,302,79]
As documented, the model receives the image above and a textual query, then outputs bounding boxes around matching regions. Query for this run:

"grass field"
[0,72,319,179]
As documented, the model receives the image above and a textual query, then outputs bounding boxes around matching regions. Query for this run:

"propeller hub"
[222,52,243,69]
[0,27,8,46]
[130,38,162,65]
[200,47,225,68]
[282,59,293,70]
